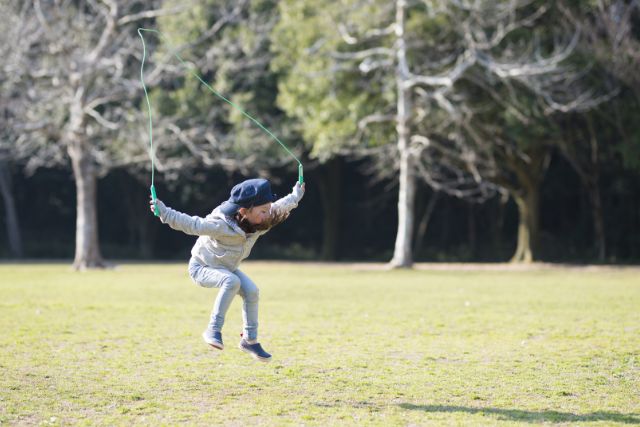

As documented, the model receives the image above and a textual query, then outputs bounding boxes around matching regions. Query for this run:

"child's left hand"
[292,182,305,201]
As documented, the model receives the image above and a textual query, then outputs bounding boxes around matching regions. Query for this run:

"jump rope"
[138,28,304,216]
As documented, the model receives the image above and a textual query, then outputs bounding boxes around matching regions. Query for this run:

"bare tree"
[6,0,277,269]
[9,0,182,269]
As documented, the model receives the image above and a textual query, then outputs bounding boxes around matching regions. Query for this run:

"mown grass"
[0,263,638,426]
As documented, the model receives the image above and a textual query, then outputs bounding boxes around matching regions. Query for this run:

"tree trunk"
[585,119,606,261]
[587,182,606,261]
[467,202,476,259]
[492,194,508,254]
[68,137,104,270]
[413,192,439,258]
[559,116,606,261]
[121,173,154,259]
[390,0,415,268]
[317,158,342,260]
[391,147,416,268]
[503,146,549,264]
[0,160,23,258]
[511,189,540,263]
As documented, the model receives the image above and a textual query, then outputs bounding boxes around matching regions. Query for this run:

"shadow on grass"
[398,404,640,424]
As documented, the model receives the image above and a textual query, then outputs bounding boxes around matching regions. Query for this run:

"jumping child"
[150,178,305,362]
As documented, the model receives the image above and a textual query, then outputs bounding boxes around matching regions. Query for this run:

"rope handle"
[150,185,160,217]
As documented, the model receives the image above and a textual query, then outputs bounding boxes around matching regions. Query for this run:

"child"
[150,178,305,362]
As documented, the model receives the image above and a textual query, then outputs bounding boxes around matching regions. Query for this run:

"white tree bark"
[67,96,104,269]
[390,0,415,268]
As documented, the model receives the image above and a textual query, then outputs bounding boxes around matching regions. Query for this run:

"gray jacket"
[156,190,301,272]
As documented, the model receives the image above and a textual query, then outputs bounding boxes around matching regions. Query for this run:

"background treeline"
[3,149,639,263]
[0,0,638,267]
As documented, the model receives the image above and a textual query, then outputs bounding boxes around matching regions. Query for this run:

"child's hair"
[235,208,290,233]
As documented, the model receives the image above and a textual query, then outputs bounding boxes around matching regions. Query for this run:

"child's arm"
[271,182,305,216]
[150,197,223,237]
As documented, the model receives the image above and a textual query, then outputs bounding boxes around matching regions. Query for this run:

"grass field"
[1,262,639,426]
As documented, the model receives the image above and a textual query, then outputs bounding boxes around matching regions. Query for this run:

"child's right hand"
[149,196,161,215]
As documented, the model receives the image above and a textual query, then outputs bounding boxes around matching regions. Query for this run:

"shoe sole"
[238,344,271,363]
[202,332,224,350]
[207,342,224,350]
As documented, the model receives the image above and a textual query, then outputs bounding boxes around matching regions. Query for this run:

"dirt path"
[248,260,640,272]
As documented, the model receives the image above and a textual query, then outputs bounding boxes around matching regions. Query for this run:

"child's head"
[220,178,276,216]
[220,178,288,232]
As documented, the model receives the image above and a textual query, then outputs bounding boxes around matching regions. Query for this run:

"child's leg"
[234,269,259,342]
[188,259,241,333]
[209,273,242,333]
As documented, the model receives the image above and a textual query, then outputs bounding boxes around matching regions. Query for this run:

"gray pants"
[188,258,259,341]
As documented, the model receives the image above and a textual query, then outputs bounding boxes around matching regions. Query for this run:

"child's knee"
[222,274,241,291]
[243,287,259,302]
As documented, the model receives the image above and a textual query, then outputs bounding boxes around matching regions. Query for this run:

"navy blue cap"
[220,178,276,216]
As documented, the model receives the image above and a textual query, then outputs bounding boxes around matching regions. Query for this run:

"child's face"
[241,203,272,225]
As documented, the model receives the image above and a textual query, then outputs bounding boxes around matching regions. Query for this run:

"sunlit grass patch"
[1,263,638,425]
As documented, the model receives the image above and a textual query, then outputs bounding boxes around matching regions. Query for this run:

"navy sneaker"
[202,329,224,350]
[239,339,272,362]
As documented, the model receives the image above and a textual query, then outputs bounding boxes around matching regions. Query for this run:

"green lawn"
[1,263,638,426]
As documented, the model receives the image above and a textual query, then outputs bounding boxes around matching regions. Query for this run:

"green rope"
[138,28,304,216]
